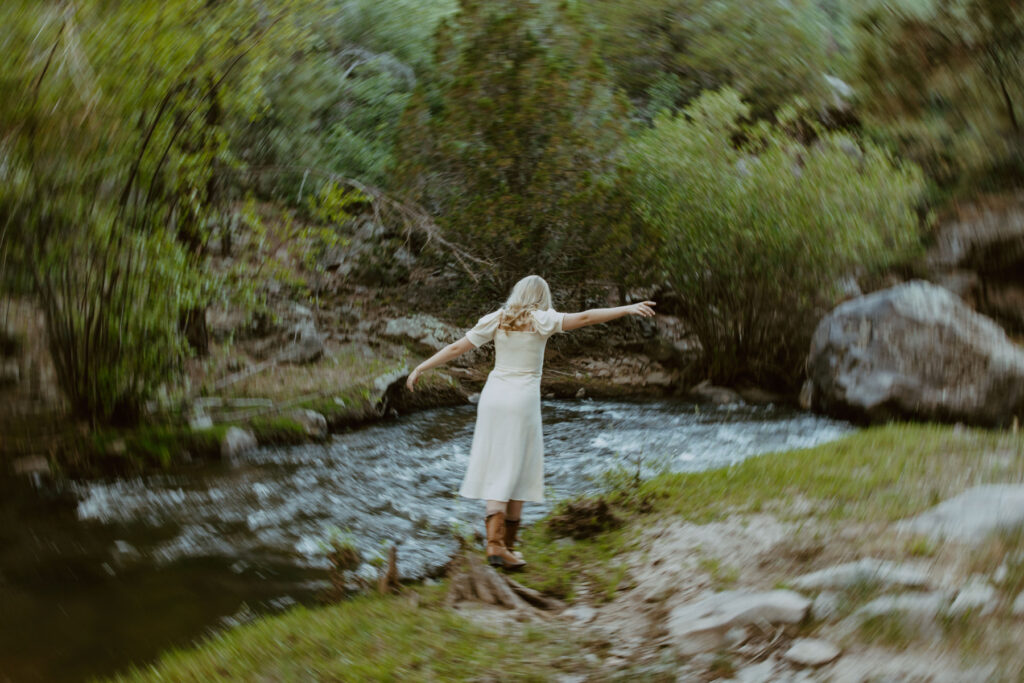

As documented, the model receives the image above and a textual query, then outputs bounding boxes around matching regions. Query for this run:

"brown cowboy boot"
[504,518,524,562]
[485,512,526,569]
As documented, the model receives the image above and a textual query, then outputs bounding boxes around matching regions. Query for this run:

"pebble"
[947,577,997,616]
[783,638,841,667]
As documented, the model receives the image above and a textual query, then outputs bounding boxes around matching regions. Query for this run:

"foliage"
[588,0,842,118]
[626,89,925,388]
[238,0,457,195]
[396,0,648,297]
[853,0,1024,192]
[0,1,360,425]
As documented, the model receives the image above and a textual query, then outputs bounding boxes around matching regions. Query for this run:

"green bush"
[626,89,925,389]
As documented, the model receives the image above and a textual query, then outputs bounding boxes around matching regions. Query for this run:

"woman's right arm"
[562,301,656,331]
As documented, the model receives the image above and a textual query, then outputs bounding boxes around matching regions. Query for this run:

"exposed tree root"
[445,551,565,617]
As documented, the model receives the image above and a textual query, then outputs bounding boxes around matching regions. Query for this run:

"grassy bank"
[104,584,589,682]
[103,423,1024,681]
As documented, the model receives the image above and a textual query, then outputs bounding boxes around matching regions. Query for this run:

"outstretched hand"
[405,366,423,392]
[629,301,657,318]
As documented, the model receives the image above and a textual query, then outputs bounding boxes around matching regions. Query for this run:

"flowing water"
[0,399,850,682]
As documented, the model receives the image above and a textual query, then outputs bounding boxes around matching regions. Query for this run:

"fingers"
[633,301,656,317]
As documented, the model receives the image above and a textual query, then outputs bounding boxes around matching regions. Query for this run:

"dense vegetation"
[1,0,1017,423]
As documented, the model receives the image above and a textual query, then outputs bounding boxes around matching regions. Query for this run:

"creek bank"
[118,424,1024,681]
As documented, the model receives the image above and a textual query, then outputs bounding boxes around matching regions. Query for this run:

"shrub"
[626,89,925,389]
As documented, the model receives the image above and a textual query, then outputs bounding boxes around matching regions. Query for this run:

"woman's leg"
[506,500,523,521]
[483,500,524,568]
[505,500,524,558]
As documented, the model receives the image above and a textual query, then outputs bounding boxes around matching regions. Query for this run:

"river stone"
[783,638,841,667]
[853,592,948,626]
[806,280,1024,426]
[810,591,841,622]
[690,380,742,405]
[12,455,50,477]
[895,485,1024,543]
[384,314,462,351]
[667,589,810,656]
[280,318,324,365]
[948,577,997,616]
[287,409,328,440]
[221,427,257,461]
[1012,592,1024,617]
[791,558,930,592]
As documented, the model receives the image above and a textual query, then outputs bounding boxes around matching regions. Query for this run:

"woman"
[406,275,655,569]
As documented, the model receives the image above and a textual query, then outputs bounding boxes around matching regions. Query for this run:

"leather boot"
[485,512,526,569]
[504,518,524,562]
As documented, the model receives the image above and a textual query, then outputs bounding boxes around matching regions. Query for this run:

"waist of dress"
[489,366,542,381]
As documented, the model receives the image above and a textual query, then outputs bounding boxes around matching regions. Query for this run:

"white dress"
[458,308,565,503]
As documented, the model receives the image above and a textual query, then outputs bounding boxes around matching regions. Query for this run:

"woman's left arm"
[406,337,476,391]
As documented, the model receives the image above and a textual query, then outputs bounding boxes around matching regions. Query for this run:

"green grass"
[89,425,229,470]
[858,612,917,649]
[635,423,1024,524]
[517,522,632,603]
[248,415,310,446]
[102,585,587,682]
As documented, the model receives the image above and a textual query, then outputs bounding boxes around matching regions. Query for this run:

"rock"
[280,319,324,365]
[1012,592,1024,617]
[562,604,597,625]
[896,485,1024,543]
[947,577,997,616]
[468,392,481,405]
[791,558,931,592]
[287,409,328,440]
[929,193,1024,274]
[188,411,214,430]
[783,638,841,667]
[690,380,742,405]
[384,315,463,352]
[575,387,586,398]
[12,455,50,477]
[733,658,783,683]
[807,280,1024,426]
[853,592,947,626]
[798,379,814,411]
[221,426,257,461]
[667,589,810,656]
[810,591,841,622]
[645,370,673,387]
[0,358,20,386]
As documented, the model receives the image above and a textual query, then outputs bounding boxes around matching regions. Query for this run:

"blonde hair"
[499,275,553,331]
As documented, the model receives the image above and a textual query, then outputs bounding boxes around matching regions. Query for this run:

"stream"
[0,398,850,682]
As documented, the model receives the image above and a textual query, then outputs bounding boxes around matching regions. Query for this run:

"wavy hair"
[499,275,553,331]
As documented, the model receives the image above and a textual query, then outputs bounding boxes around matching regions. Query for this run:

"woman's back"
[466,308,565,379]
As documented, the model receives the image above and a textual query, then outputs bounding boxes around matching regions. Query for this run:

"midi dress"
[458,308,565,503]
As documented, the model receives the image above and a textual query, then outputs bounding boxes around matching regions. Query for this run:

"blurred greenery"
[626,89,925,388]
[0,0,1018,425]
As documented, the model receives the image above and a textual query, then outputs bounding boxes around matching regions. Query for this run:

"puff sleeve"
[530,308,565,338]
[465,310,502,347]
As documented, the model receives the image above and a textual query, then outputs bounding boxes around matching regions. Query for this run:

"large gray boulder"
[807,280,1024,425]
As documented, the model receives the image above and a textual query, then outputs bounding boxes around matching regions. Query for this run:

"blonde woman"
[406,275,655,568]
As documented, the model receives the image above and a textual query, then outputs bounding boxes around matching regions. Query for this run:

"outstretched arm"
[406,337,476,391]
[562,301,656,331]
